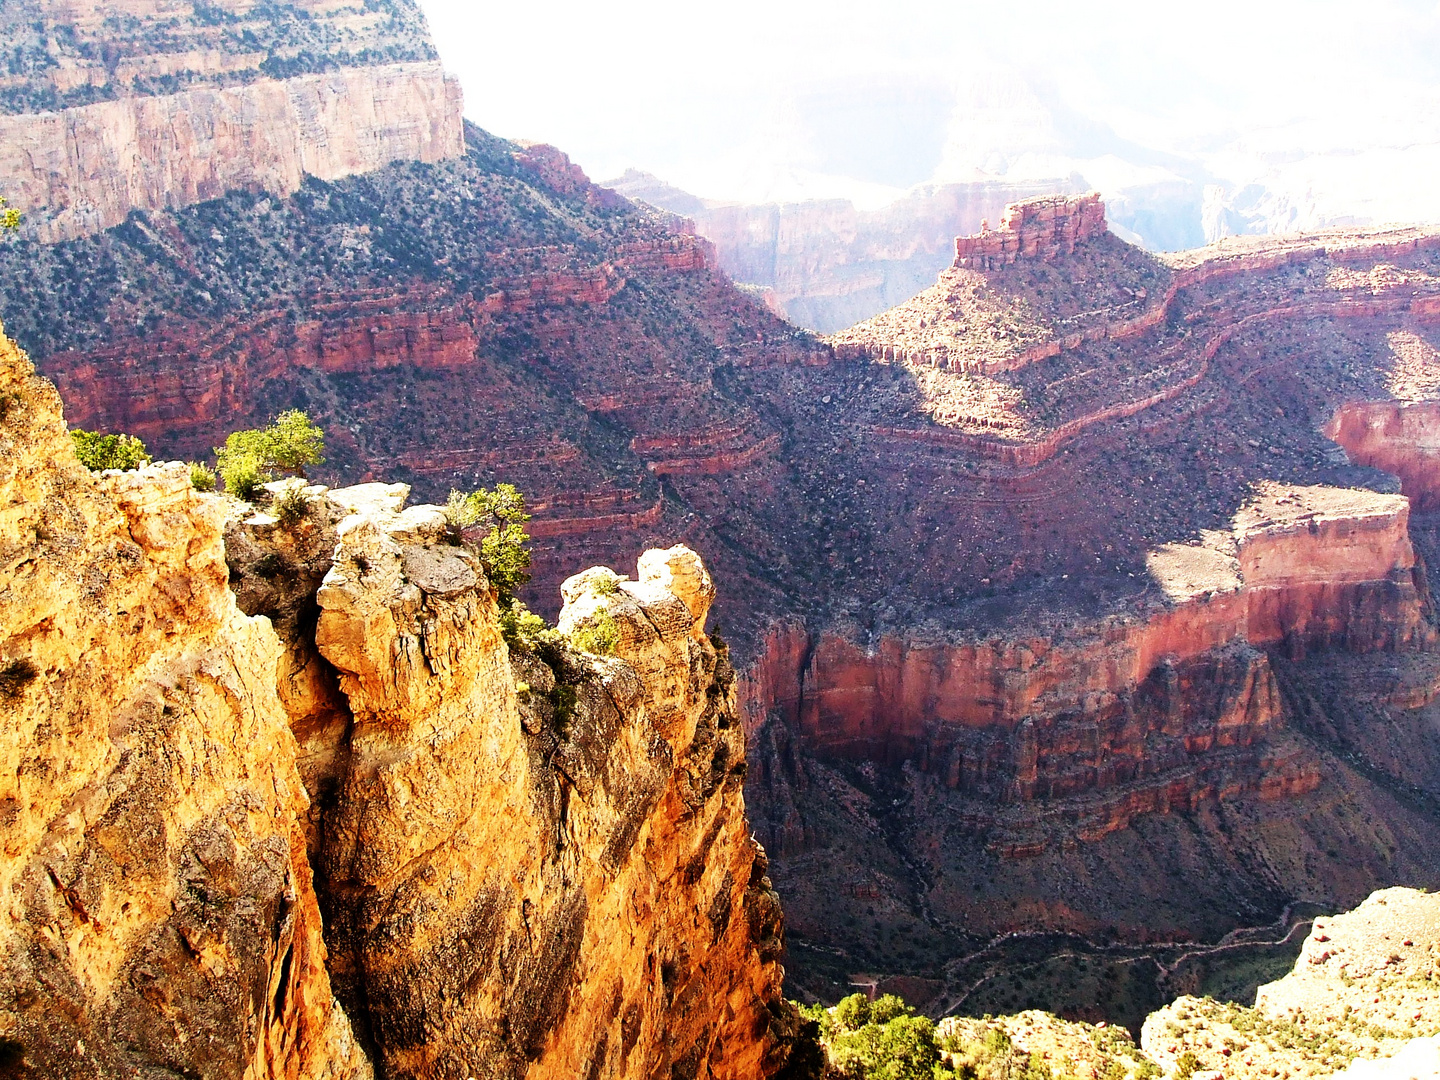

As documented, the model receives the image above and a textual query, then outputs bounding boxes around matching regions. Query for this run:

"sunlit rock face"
[0,0,462,241]
[1143,887,1440,1080]
[6,0,1440,1012]
[0,310,809,1076]
[0,321,371,1078]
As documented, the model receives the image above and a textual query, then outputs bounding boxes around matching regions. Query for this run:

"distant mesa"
[953,191,1108,271]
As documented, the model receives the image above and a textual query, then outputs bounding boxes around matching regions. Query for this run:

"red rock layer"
[740,485,1431,852]
[1325,401,1440,512]
[840,222,1440,378]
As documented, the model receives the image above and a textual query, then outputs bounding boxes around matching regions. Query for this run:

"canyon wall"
[0,317,809,1076]
[1325,401,1440,513]
[0,0,461,241]
[0,61,463,242]
[604,170,1077,332]
[741,484,1431,851]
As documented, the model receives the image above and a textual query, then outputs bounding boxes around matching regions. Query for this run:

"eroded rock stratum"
[0,322,808,1077]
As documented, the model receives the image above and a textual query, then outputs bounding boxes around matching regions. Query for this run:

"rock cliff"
[0,319,809,1077]
[0,322,367,1078]
[6,4,1440,1021]
[0,0,461,241]
[744,484,1429,852]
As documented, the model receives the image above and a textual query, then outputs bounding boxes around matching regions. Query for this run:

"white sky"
[418,0,1440,207]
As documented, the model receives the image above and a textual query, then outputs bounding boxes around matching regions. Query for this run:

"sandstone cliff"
[9,59,1440,1019]
[0,322,368,1077]
[0,0,461,240]
[0,318,810,1077]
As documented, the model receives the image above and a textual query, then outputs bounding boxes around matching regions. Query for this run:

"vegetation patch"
[445,483,531,604]
[800,993,959,1079]
[71,430,150,471]
[568,612,619,657]
[188,461,216,492]
[272,484,312,529]
[216,410,324,498]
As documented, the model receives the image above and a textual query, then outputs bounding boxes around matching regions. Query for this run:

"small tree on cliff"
[0,198,19,234]
[216,410,325,498]
[71,430,151,471]
[445,482,532,605]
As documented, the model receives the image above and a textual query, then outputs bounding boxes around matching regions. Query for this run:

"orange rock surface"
[0,322,369,1078]
[0,310,809,1076]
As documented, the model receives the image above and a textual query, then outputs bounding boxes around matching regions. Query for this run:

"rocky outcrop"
[225,504,810,1076]
[953,192,1108,271]
[0,322,369,1078]
[1326,401,1440,513]
[0,61,463,242]
[1143,888,1440,1080]
[0,310,809,1075]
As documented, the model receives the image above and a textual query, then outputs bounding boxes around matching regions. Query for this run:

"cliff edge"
[0,319,811,1077]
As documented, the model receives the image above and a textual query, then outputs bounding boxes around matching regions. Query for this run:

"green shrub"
[222,455,264,500]
[499,600,565,655]
[446,483,532,605]
[592,569,623,596]
[216,410,325,496]
[869,995,911,1026]
[830,1013,951,1080]
[189,461,216,492]
[273,484,312,528]
[71,430,151,471]
[835,994,873,1032]
[796,1001,837,1040]
[569,612,619,656]
[982,1028,1012,1057]
[1174,1052,1201,1080]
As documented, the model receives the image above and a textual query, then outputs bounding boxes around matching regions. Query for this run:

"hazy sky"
[419,0,1440,207]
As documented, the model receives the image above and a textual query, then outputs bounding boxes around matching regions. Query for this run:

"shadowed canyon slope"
[0,318,809,1077]
[2,0,1440,1028]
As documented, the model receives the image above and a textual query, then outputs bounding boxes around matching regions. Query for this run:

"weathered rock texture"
[223,502,811,1077]
[0,0,460,240]
[0,313,808,1076]
[8,23,1440,1018]
[0,322,369,1078]
[953,192,1108,271]
[743,483,1432,858]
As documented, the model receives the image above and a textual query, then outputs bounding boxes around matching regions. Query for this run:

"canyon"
[0,319,811,1077]
[1,0,1439,1050]
[606,169,1078,332]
